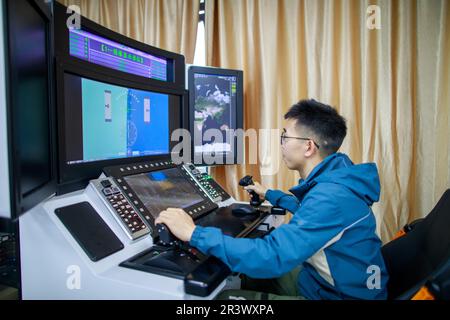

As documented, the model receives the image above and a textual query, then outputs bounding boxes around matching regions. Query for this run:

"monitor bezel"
[187,66,244,166]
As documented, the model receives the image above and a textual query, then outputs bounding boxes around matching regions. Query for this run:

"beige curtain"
[58,0,199,63]
[205,0,450,243]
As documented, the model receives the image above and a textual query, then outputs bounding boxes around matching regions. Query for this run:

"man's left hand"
[154,208,196,242]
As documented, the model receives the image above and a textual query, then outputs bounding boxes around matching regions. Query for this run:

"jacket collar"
[288,153,341,200]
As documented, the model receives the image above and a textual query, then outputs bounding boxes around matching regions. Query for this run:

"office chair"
[381,189,450,300]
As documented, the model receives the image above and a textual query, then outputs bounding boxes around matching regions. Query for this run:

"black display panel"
[55,202,124,262]
[4,0,56,217]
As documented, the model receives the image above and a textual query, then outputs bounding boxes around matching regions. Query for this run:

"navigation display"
[64,73,170,164]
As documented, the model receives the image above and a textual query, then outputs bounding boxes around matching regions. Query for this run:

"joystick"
[239,175,263,207]
[156,223,178,246]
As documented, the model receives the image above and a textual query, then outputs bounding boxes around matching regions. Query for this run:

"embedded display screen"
[124,167,205,218]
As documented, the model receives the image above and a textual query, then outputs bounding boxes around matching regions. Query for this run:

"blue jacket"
[190,153,389,299]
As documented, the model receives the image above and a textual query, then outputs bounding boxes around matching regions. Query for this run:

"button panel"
[182,164,231,203]
[91,178,149,240]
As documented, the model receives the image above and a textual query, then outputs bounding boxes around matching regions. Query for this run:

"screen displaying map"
[192,73,237,154]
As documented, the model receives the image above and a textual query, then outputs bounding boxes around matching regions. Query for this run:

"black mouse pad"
[55,202,124,262]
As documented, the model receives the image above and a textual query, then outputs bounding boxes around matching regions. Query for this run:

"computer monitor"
[54,2,187,193]
[58,69,185,192]
[187,66,244,165]
[64,73,171,165]
[3,0,56,219]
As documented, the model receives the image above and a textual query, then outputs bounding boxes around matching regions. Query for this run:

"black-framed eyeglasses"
[280,132,320,149]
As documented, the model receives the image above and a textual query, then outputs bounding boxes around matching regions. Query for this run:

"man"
[155,99,389,300]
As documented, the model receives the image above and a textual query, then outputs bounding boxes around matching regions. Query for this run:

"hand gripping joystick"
[239,175,263,207]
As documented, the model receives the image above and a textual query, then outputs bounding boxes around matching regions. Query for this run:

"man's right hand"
[244,181,268,200]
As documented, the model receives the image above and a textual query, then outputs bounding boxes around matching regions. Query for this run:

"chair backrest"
[381,189,450,299]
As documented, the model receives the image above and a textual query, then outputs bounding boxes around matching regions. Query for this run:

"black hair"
[284,99,347,157]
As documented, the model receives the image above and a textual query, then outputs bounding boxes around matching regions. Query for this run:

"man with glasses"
[156,99,388,300]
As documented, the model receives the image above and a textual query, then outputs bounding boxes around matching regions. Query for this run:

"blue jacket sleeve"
[265,189,300,213]
[190,184,346,278]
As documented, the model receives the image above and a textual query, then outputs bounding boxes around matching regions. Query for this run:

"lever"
[239,175,263,207]
[156,223,179,246]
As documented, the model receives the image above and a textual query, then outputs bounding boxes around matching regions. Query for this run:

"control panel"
[85,159,272,297]
[102,160,218,237]
[90,178,150,240]
[181,164,231,203]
